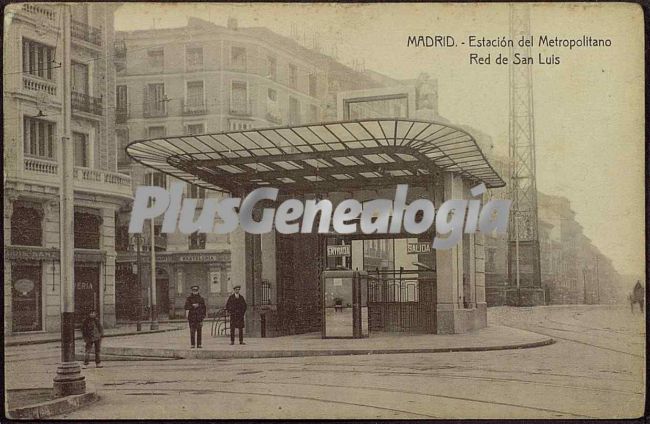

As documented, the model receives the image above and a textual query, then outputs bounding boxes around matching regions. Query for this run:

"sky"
[115,3,645,279]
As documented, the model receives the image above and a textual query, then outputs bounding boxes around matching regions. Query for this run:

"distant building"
[113,17,391,319]
[484,165,625,306]
[3,4,131,334]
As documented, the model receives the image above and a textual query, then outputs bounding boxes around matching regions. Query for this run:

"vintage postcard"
[3,2,645,420]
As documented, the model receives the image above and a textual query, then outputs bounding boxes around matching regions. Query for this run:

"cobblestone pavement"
[4,306,645,419]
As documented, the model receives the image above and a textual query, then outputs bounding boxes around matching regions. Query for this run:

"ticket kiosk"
[321,270,368,338]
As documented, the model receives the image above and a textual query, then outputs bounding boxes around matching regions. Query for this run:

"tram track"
[99,385,441,418]
[495,323,644,358]
[97,379,591,418]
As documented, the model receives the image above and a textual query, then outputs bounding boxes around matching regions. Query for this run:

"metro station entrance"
[127,118,506,336]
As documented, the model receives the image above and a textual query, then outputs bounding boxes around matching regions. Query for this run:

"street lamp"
[53,4,85,396]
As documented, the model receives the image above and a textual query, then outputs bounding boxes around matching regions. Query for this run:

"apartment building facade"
[113,17,387,320]
[3,4,132,334]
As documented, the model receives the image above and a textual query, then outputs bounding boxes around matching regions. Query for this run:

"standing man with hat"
[226,285,247,345]
[185,285,206,348]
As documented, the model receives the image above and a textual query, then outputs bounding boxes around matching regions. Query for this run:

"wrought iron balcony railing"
[72,91,103,115]
[71,20,102,46]
[143,102,167,118]
[181,99,208,116]
[229,100,253,117]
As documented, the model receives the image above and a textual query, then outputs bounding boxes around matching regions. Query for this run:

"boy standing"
[82,310,103,368]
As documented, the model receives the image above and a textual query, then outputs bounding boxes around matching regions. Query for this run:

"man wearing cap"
[185,285,207,348]
[226,285,247,345]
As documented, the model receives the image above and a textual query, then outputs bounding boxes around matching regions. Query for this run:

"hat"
[190,285,199,290]
[233,285,241,290]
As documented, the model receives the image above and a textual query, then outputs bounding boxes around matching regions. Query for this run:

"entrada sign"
[327,245,351,257]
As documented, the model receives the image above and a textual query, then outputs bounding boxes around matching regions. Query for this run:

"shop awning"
[126,119,505,194]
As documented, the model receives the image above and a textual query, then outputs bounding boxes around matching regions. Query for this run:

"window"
[23,117,55,160]
[288,64,298,88]
[185,81,204,108]
[267,88,277,102]
[187,183,205,199]
[150,172,167,188]
[74,211,101,249]
[288,97,300,125]
[189,231,206,250]
[186,46,203,69]
[147,126,166,139]
[22,39,55,80]
[11,204,42,246]
[185,123,204,135]
[73,132,89,167]
[308,73,317,96]
[72,61,89,95]
[308,104,319,123]
[116,85,128,121]
[116,129,129,164]
[231,46,246,70]
[144,83,166,116]
[230,81,248,114]
[267,56,277,80]
[147,48,164,69]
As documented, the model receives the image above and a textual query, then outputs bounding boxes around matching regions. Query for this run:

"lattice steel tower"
[507,3,543,305]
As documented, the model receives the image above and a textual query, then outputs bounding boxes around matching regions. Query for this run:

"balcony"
[143,102,167,118]
[71,20,102,46]
[181,99,207,116]
[72,91,103,116]
[21,3,56,22]
[24,157,58,175]
[23,74,57,96]
[229,100,253,117]
[22,158,132,199]
[116,107,129,123]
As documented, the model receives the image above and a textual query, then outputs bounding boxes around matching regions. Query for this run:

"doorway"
[75,265,100,324]
[12,264,43,332]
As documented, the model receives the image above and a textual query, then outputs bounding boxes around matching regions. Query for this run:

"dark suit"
[226,293,247,344]
[184,293,206,347]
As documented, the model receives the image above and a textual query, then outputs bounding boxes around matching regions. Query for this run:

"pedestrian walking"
[81,310,103,368]
[226,285,247,345]
[185,285,207,348]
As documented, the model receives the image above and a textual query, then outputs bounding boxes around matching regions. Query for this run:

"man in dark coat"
[185,285,207,348]
[81,310,103,368]
[226,285,247,345]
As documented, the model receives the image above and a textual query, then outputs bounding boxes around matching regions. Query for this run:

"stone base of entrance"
[436,302,487,334]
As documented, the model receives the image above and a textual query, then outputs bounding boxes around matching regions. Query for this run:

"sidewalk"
[4,323,184,347]
[99,325,554,360]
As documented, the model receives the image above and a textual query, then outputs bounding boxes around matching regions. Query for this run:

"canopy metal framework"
[126,119,505,194]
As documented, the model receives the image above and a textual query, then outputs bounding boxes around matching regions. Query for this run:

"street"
[5,305,645,419]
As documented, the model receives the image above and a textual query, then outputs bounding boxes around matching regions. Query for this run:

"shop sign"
[14,279,35,295]
[407,242,432,254]
[5,246,59,261]
[327,245,351,257]
[178,254,220,263]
